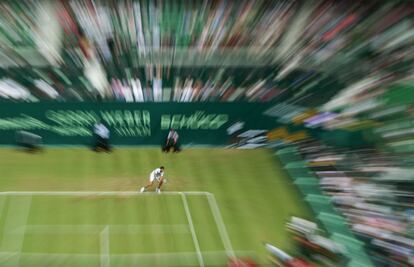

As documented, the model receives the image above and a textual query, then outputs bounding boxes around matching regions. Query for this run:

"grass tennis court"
[0,148,311,266]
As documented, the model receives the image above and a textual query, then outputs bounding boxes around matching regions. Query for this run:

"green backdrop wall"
[0,102,277,145]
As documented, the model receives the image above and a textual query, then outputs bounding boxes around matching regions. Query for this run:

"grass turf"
[0,148,311,266]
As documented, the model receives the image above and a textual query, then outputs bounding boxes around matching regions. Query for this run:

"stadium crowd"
[0,0,413,104]
[294,140,414,266]
[0,1,414,266]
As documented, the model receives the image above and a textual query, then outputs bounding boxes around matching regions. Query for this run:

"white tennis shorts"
[149,174,160,182]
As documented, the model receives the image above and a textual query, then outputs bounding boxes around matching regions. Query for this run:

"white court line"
[0,196,32,267]
[180,193,204,267]
[0,196,8,223]
[100,225,110,267]
[0,251,261,267]
[0,191,236,262]
[0,191,208,196]
[205,193,235,258]
[12,224,189,234]
[0,250,255,258]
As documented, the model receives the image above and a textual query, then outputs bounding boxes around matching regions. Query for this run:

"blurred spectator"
[265,243,316,267]
[15,131,42,152]
[163,129,180,153]
[93,122,110,152]
[1,1,414,104]
[227,120,245,146]
[228,258,259,267]
[285,217,348,266]
[294,141,414,267]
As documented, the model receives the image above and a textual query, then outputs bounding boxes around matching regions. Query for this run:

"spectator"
[163,129,180,153]
[93,122,110,152]
[15,130,42,152]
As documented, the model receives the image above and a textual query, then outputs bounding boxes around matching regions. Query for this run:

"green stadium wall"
[0,102,278,145]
